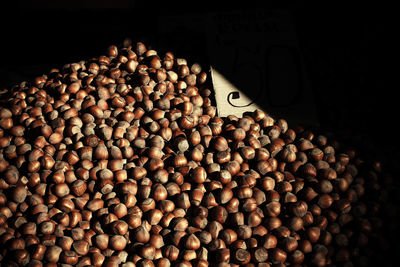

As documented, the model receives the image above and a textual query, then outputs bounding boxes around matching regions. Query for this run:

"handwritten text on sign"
[158,10,317,124]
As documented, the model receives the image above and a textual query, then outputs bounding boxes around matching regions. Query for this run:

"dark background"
[0,1,398,264]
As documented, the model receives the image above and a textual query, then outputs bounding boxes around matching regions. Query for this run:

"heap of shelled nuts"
[0,41,395,267]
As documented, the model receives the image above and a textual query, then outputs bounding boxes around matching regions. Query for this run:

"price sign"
[158,9,317,124]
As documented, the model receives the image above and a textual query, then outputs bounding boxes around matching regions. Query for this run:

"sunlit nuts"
[279,144,297,163]
[11,185,27,203]
[315,179,333,194]
[191,166,207,183]
[287,216,304,232]
[138,243,156,260]
[70,180,87,196]
[45,245,63,263]
[265,217,282,231]
[145,209,162,226]
[245,210,261,227]
[109,235,127,250]
[53,183,70,198]
[72,240,89,256]
[299,163,317,177]
[109,220,128,236]
[163,245,180,261]
[19,221,37,236]
[300,186,318,202]
[224,160,241,176]
[189,148,203,162]
[180,101,193,116]
[308,147,324,161]
[190,188,204,206]
[218,187,233,204]
[60,250,79,265]
[280,237,298,252]
[212,136,228,152]
[125,59,138,73]
[182,234,201,250]
[8,237,25,251]
[41,154,55,170]
[270,247,287,263]
[0,40,386,267]
[219,228,238,245]
[254,148,270,162]
[259,177,274,192]
[0,117,13,129]
[215,150,231,164]
[172,153,188,167]
[66,212,81,229]
[317,194,334,209]
[86,199,104,211]
[242,198,257,212]
[140,197,156,212]
[29,243,46,261]
[290,201,308,217]
[215,248,230,263]
[265,201,281,217]
[69,227,85,241]
[302,211,314,226]
[158,199,175,213]
[174,192,191,210]
[236,185,252,199]
[65,150,80,165]
[146,234,164,251]
[306,226,321,243]
[147,146,164,159]
[111,203,127,219]
[170,217,188,232]
[333,178,350,192]
[152,184,168,201]
[89,252,105,267]
[288,250,305,264]
[94,144,109,160]
[131,166,147,180]
[240,146,255,160]
[233,225,251,241]
[252,247,269,263]
[232,248,250,264]
[208,206,226,224]
[133,226,151,243]
[246,238,258,250]
[39,220,56,235]
[92,234,109,250]
[174,136,189,152]
[230,128,245,141]
[49,132,63,144]
[281,191,297,204]
[257,160,273,175]
[298,239,312,254]
[311,202,324,217]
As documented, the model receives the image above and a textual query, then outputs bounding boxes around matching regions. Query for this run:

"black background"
[0,0,398,264]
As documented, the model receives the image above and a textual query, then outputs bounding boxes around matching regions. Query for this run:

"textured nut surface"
[0,41,394,267]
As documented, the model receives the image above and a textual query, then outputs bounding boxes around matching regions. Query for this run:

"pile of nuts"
[0,41,395,267]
